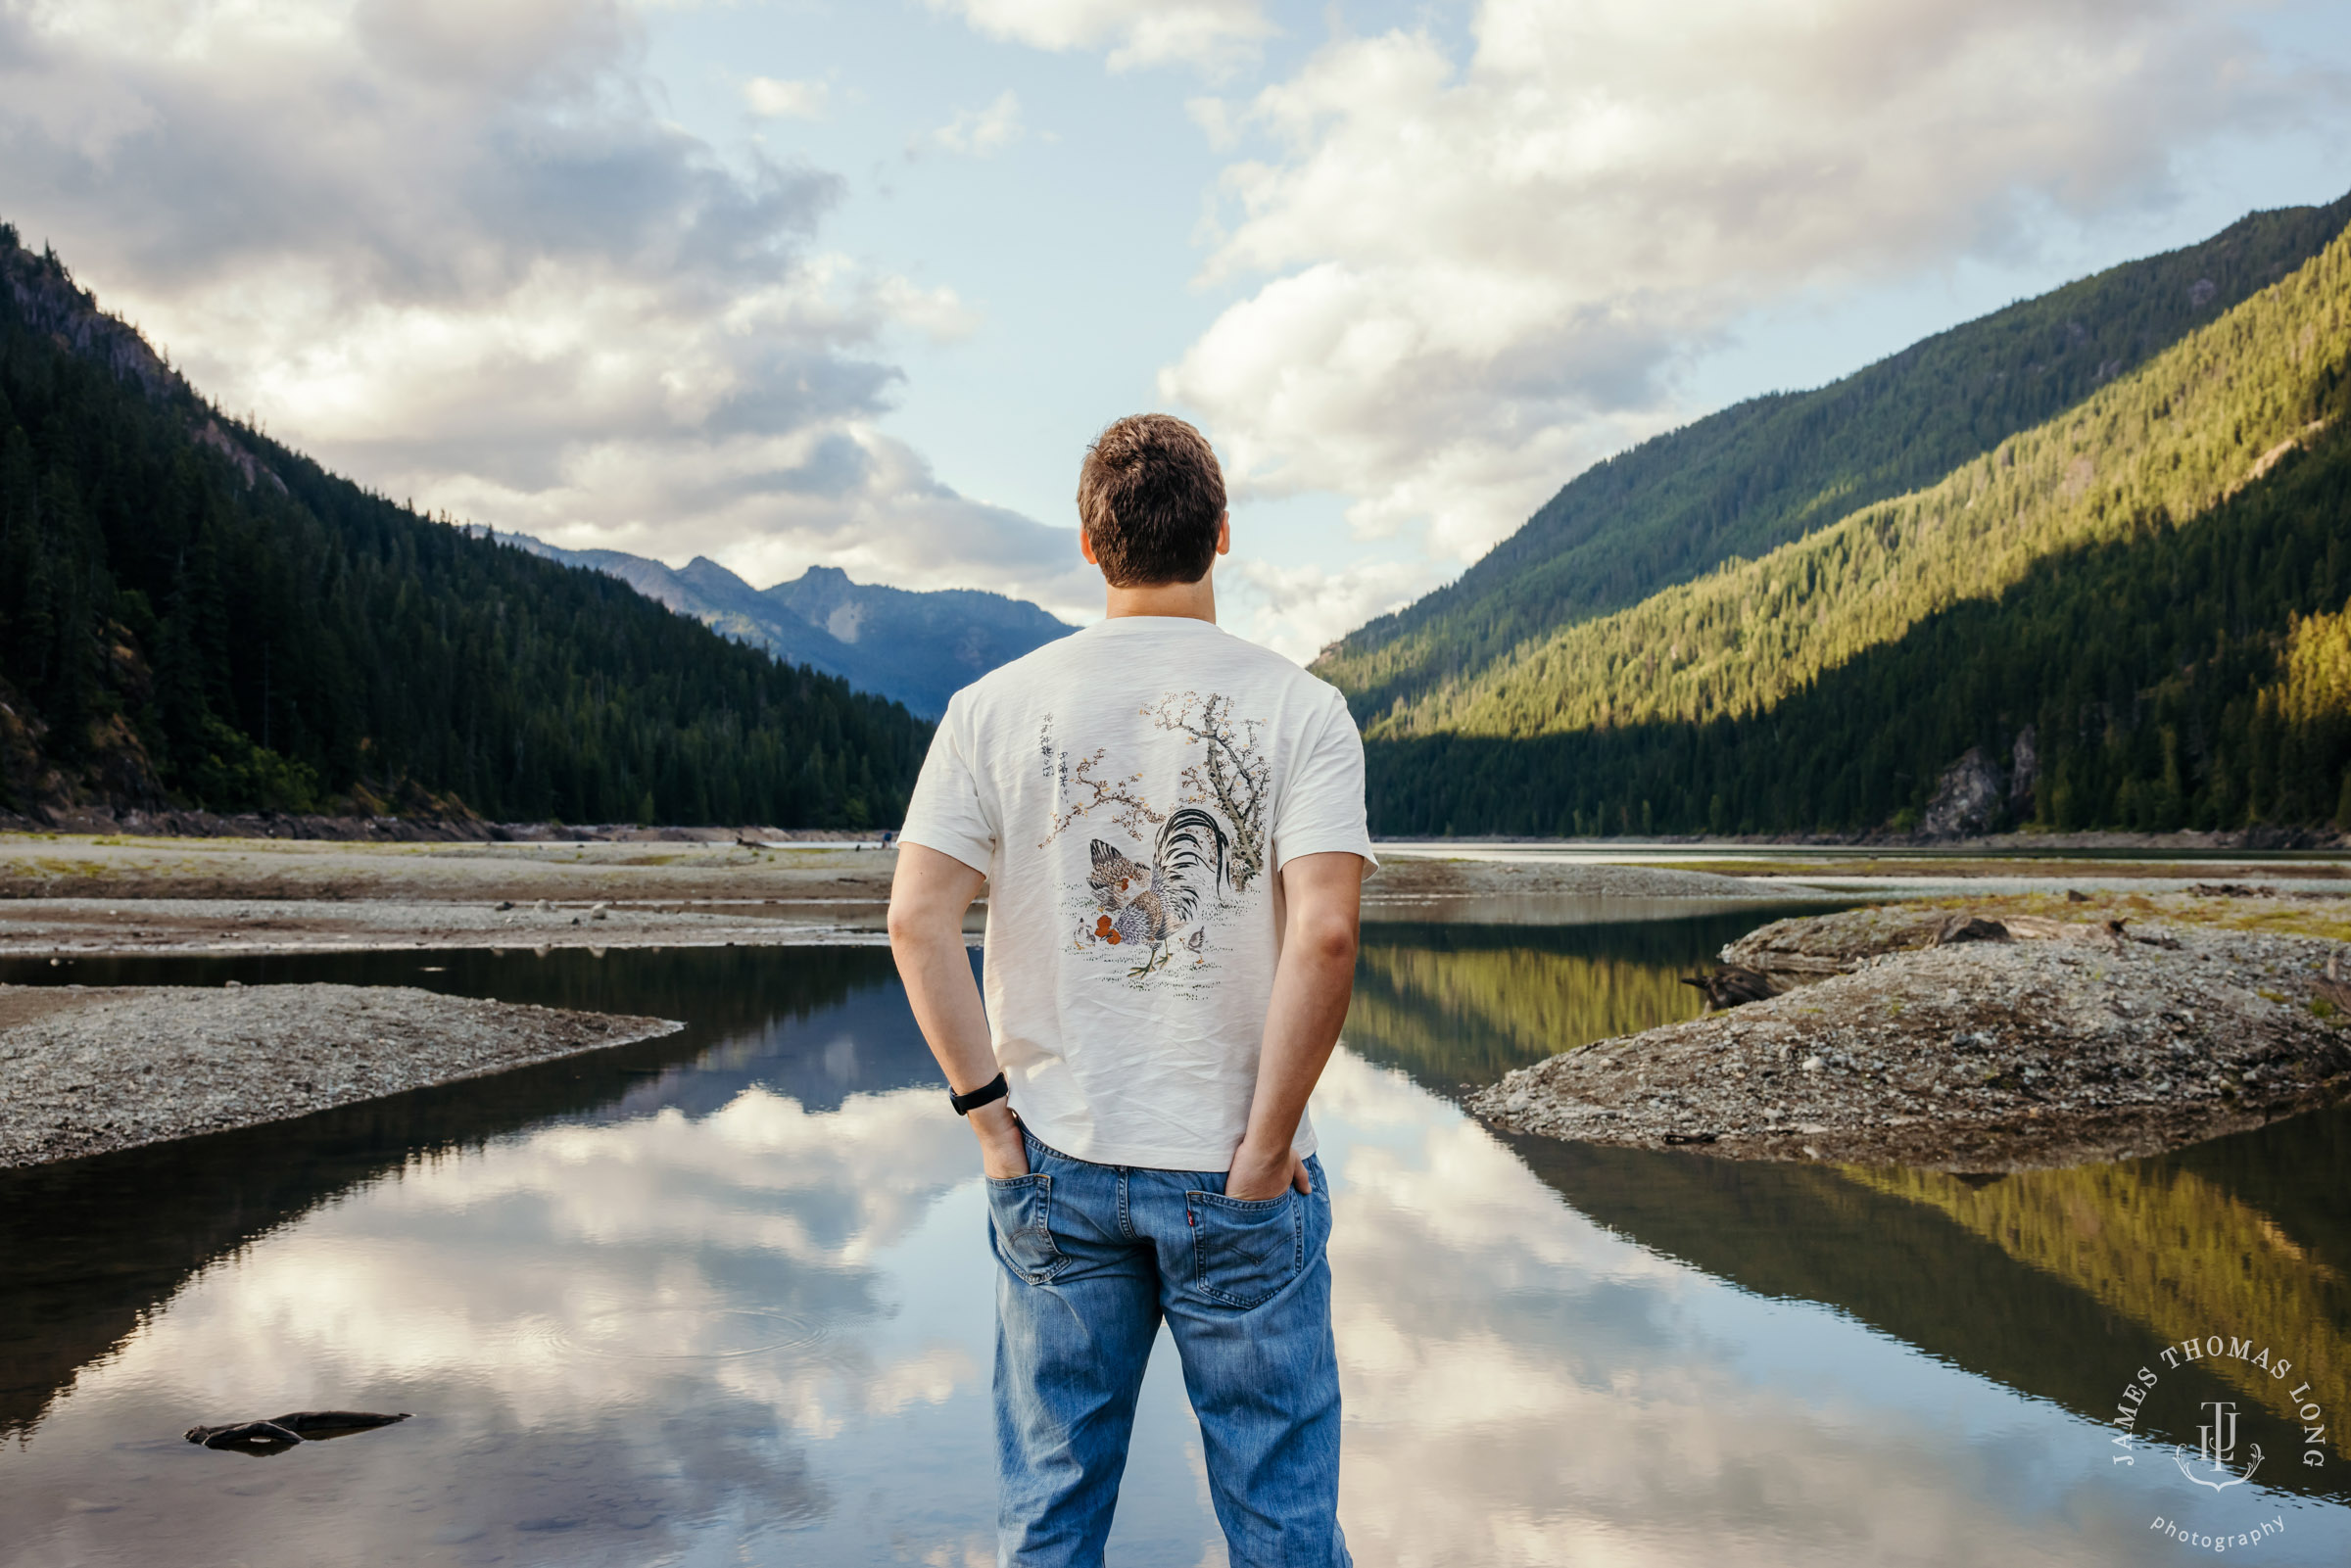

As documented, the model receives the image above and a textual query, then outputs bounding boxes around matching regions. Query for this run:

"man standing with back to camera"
[888,413,1372,1567]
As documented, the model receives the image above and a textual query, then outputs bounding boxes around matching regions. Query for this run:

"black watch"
[949,1071,1009,1117]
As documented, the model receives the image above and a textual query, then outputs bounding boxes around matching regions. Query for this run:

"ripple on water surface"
[519,1306,829,1361]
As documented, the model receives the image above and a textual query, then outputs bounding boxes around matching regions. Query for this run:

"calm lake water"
[2,914,2346,1566]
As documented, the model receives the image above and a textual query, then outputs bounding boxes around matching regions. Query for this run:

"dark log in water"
[185,1410,410,1455]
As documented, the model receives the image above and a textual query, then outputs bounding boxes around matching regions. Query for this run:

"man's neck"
[1102,573,1216,624]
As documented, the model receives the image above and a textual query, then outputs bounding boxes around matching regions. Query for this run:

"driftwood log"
[1933,914,2012,945]
[1679,965,1785,1011]
[185,1410,410,1455]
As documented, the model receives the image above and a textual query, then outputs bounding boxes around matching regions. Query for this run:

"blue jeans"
[985,1126,1349,1568]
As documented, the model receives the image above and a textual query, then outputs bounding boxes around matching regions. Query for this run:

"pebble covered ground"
[1470,904,2351,1169]
[0,983,682,1167]
[0,835,898,906]
[1361,855,1833,906]
[0,852,1833,957]
[0,895,894,956]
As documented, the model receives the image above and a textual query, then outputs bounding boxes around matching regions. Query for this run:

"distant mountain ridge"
[501,536,1074,719]
[1317,188,2351,726]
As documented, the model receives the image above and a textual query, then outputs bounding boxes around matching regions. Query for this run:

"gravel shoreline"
[0,895,896,956]
[1470,903,2351,1169]
[0,834,898,906]
[0,847,1834,957]
[0,983,683,1167]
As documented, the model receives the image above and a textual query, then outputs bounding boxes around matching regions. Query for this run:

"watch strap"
[949,1071,1009,1117]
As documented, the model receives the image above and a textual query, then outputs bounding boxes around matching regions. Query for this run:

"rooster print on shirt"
[1038,691,1269,985]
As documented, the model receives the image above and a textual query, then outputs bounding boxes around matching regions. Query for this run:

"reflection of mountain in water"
[1847,1122,2350,1461]
[1510,1122,2350,1500]
[606,979,943,1118]
[1340,920,2351,1499]
[0,945,937,1442]
[1346,911,1795,1090]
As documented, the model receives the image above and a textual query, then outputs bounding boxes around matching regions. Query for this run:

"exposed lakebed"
[1474,904,2351,1169]
[1,924,2346,1566]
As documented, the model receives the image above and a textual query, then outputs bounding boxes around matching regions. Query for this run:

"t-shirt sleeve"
[1271,687,1377,875]
[898,695,995,876]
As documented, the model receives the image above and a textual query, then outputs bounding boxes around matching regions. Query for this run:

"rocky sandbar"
[1470,904,2351,1169]
[0,982,682,1167]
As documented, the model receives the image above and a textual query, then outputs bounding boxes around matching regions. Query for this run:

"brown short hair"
[1077,414,1226,587]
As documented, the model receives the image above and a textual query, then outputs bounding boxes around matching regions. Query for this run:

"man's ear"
[1216,511,1231,556]
[1079,524,1098,566]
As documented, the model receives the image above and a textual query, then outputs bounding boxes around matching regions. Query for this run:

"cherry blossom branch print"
[1145,691,1269,892]
[1038,721,1165,847]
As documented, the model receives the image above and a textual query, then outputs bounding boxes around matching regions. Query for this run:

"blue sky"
[4,1,2349,658]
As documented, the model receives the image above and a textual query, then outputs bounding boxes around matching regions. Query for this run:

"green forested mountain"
[1366,221,2351,836]
[1384,221,2351,740]
[1371,416,2351,835]
[1319,190,2351,727]
[0,228,927,827]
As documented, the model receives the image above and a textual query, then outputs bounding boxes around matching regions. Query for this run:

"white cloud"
[1164,0,2323,563]
[924,89,1026,157]
[744,74,828,120]
[928,0,1272,71]
[1221,555,1445,665]
[0,0,1069,611]
[871,274,983,343]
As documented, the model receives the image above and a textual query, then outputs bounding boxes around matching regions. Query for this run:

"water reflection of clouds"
[224,1085,983,1409]
[413,1087,978,1264]
[5,1077,997,1567]
[8,1037,2350,1567]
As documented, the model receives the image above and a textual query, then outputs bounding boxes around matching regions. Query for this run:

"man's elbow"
[1296,911,1359,969]
[886,896,937,951]
[888,846,984,952]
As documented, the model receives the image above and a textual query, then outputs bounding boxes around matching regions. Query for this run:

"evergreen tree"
[0,226,929,826]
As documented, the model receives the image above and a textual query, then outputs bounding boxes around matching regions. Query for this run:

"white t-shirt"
[898,614,1376,1169]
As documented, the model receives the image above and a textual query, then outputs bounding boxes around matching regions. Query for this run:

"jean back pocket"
[1187,1189,1305,1308]
[985,1173,1065,1284]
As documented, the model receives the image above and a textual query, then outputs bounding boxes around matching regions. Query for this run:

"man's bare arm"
[887,843,1027,1179]
[1226,851,1366,1202]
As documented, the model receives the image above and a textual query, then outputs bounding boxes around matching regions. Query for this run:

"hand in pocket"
[985,1174,1063,1284]
[1187,1189,1304,1308]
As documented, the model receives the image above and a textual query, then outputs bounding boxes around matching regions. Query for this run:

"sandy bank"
[1470,903,2351,1170]
[0,895,897,957]
[0,834,898,905]
[0,982,682,1167]
[1358,854,1833,917]
[0,835,1832,956]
